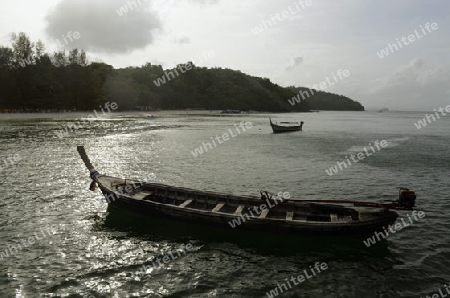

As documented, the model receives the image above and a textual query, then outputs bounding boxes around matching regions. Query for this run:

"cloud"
[184,0,220,4]
[367,58,450,110]
[286,56,303,71]
[45,0,162,54]
[150,59,165,66]
[0,33,12,46]
[173,36,191,44]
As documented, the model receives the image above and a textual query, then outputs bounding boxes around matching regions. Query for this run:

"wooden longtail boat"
[77,146,416,235]
[270,118,304,133]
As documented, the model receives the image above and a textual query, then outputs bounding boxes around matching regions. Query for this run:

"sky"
[0,0,449,111]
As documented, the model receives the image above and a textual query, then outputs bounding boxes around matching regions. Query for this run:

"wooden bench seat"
[212,203,225,212]
[233,205,245,215]
[179,199,193,208]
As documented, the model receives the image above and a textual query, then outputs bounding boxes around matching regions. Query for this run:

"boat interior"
[99,175,388,223]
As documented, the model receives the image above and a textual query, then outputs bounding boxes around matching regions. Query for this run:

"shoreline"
[0,110,318,121]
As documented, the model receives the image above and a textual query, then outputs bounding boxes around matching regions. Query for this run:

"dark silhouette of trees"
[0,32,364,112]
[289,86,364,111]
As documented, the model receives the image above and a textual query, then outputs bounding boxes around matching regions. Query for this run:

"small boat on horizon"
[77,146,417,236]
[220,109,241,114]
[270,118,304,133]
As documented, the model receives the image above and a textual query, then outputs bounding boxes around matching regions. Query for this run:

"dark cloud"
[286,56,303,71]
[45,0,162,54]
[173,36,191,44]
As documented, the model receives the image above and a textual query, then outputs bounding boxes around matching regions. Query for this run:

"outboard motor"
[397,187,416,209]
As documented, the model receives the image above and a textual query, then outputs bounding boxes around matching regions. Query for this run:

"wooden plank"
[212,203,225,213]
[129,191,153,200]
[234,205,245,215]
[286,211,294,221]
[259,209,269,219]
[179,199,192,208]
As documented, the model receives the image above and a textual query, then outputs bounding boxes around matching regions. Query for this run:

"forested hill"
[110,65,310,112]
[288,87,365,111]
[0,32,364,112]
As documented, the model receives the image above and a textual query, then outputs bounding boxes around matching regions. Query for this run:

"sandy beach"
[0,110,257,121]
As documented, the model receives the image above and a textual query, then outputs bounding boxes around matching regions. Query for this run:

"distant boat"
[146,114,155,118]
[220,109,241,114]
[270,118,304,133]
[379,108,389,113]
[77,146,417,235]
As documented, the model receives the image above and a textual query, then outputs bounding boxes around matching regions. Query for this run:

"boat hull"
[270,124,302,133]
[270,118,304,133]
[95,175,398,235]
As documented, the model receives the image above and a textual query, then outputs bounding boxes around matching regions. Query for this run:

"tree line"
[0,32,364,112]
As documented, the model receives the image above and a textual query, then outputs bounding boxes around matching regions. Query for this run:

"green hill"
[111,64,310,112]
[0,32,364,112]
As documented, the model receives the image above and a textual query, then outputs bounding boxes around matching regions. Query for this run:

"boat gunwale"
[95,175,398,228]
